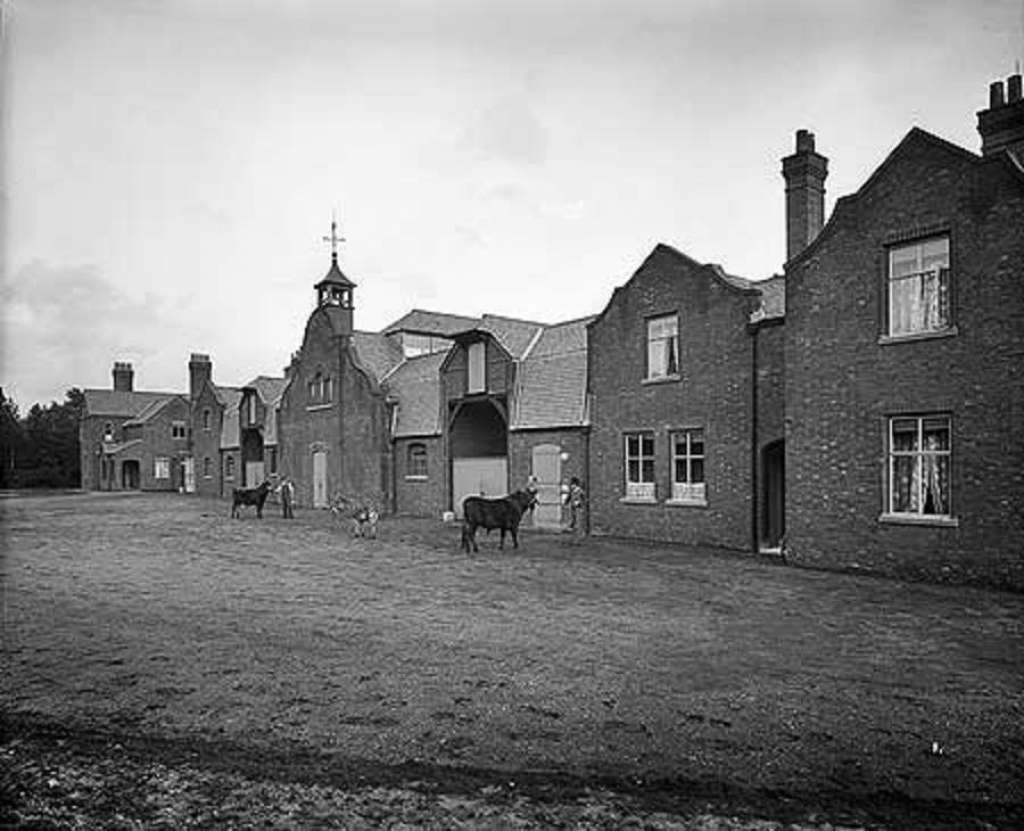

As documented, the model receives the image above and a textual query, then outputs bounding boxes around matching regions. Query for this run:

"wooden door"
[530,444,562,530]
[312,450,327,508]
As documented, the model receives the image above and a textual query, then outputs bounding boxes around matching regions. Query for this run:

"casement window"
[308,371,332,405]
[888,415,951,517]
[154,457,170,479]
[646,314,679,380]
[225,455,235,479]
[468,341,486,393]
[888,237,951,337]
[171,421,187,439]
[671,429,706,503]
[406,443,428,479]
[624,432,656,500]
[202,409,211,431]
[203,456,212,478]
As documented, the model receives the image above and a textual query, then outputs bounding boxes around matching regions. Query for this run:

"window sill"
[619,496,658,505]
[878,513,959,528]
[305,403,333,412]
[405,475,428,482]
[665,499,708,509]
[877,326,958,346]
[641,374,681,386]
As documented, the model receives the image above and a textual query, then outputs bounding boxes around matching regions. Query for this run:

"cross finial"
[322,214,345,261]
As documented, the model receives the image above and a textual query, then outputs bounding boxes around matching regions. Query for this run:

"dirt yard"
[2,491,1022,829]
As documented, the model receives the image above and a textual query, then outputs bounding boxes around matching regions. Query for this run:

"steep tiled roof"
[750,275,785,322]
[385,350,448,437]
[352,331,404,382]
[479,314,545,359]
[245,376,287,405]
[512,316,592,429]
[83,389,179,418]
[219,388,242,449]
[123,395,188,426]
[212,385,240,407]
[383,309,481,336]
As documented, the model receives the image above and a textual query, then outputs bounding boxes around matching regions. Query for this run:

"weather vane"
[322,213,345,257]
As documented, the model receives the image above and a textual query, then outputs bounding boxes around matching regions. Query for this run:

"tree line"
[0,388,84,489]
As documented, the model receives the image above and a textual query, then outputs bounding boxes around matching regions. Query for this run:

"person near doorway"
[565,476,585,535]
[279,477,295,519]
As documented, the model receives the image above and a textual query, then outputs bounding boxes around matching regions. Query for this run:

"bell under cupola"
[314,218,356,335]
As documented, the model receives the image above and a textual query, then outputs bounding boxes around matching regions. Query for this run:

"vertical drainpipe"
[750,322,760,555]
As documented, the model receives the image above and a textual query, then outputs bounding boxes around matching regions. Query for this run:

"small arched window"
[203,456,212,477]
[202,409,211,431]
[225,455,235,479]
[406,443,428,480]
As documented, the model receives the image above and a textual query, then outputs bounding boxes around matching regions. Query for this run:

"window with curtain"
[406,443,428,479]
[888,237,950,336]
[888,415,950,516]
[671,429,706,502]
[154,457,170,479]
[646,314,679,380]
[624,432,656,500]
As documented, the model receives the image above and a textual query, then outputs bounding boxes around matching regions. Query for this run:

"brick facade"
[784,130,1024,589]
[587,245,762,550]
[507,428,588,531]
[393,435,444,516]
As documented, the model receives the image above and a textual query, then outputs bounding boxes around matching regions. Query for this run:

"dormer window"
[646,314,679,380]
[307,371,333,405]
[467,341,486,393]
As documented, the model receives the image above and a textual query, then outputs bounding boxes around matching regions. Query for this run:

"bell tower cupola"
[313,217,356,335]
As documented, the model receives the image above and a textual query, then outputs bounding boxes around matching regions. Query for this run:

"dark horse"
[231,480,272,518]
[460,490,537,553]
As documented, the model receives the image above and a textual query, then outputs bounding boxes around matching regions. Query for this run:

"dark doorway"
[121,460,141,490]
[762,440,785,549]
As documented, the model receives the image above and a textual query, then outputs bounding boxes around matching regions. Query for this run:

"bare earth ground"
[1,492,1022,829]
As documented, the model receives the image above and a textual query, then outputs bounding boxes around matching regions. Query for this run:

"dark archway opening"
[762,439,785,549]
[121,460,140,490]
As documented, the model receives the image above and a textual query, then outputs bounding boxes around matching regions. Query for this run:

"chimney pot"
[112,361,134,392]
[1008,74,1022,103]
[795,129,815,152]
[990,80,1006,108]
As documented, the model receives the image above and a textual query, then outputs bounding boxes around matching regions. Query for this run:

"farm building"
[77,75,1024,588]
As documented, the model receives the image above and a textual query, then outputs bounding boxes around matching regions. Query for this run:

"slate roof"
[352,331,404,382]
[122,394,188,426]
[478,314,545,359]
[750,275,785,322]
[384,350,449,437]
[383,309,482,336]
[512,316,592,429]
[219,388,242,450]
[83,389,180,418]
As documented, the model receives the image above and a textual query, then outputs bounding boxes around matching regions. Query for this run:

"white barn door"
[530,444,562,530]
[312,450,327,508]
[452,457,507,518]
[182,458,196,493]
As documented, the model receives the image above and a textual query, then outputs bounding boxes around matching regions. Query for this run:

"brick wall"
[394,435,443,516]
[191,385,224,498]
[508,428,588,530]
[785,134,1024,589]
[587,245,757,551]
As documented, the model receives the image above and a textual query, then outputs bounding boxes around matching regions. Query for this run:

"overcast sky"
[3,0,1022,408]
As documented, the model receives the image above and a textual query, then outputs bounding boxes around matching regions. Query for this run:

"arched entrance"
[449,399,508,517]
[121,460,140,490]
[762,439,785,550]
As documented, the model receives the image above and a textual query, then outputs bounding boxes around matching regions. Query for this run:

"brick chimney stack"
[782,129,829,262]
[189,353,212,402]
[978,73,1024,162]
[112,361,134,392]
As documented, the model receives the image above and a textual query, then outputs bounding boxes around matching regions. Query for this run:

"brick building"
[80,362,191,492]
[586,245,782,550]
[783,74,1024,589]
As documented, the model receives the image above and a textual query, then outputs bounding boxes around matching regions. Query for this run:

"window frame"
[645,313,680,382]
[882,413,957,526]
[406,442,429,480]
[623,431,656,501]
[225,455,235,480]
[669,428,706,505]
[883,235,954,341]
[154,456,170,480]
[202,409,211,431]
[203,456,212,478]
[171,421,187,440]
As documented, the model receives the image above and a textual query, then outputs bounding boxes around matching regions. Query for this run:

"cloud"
[0,261,173,405]
[463,95,548,165]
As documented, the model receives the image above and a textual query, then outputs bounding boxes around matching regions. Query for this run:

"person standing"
[280,477,295,519]
[566,476,585,535]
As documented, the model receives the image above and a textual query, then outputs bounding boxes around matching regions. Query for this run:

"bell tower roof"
[314,217,356,290]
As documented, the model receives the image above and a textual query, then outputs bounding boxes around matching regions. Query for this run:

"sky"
[2,0,1023,408]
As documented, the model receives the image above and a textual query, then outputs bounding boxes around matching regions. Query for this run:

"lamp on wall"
[560,451,570,462]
